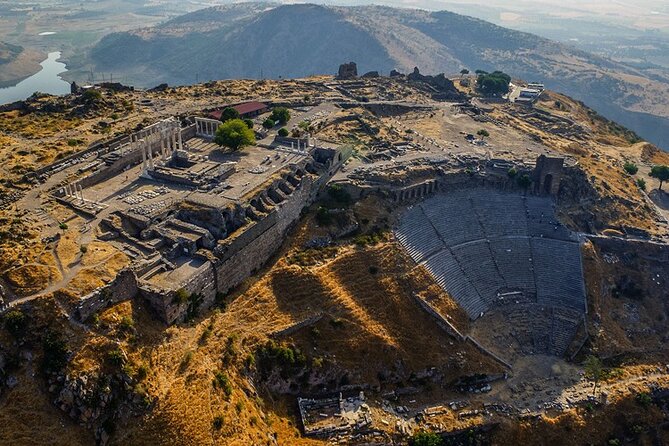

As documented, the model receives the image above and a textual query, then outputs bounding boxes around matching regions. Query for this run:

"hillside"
[89,3,669,151]
[0,42,43,88]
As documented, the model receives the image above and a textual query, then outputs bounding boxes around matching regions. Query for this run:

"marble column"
[148,144,154,169]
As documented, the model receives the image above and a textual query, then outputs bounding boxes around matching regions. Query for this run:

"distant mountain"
[90,3,669,149]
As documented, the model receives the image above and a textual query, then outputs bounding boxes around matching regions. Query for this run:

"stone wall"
[214,174,315,295]
[74,269,139,321]
[140,173,319,324]
[140,260,217,324]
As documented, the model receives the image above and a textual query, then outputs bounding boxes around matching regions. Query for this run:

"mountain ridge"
[89,3,669,149]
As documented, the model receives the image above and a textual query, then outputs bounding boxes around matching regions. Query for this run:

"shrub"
[174,288,189,304]
[41,331,68,373]
[636,392,652,407]
[327,184,352,205]
[623,162,638,175]
[135,363,149,381]
[517,174,532,189]
[637,178,646,191]
[107,349,125,366]
[243,118,254,129]
[262,118,275,129]
[411,431,444,446]
[118,315,134,332]
[477,129,489,139]
[369,265,379,274]
[4,310,27,338]
[235,401,244,413]
[83,89,102,102]
[80,245,88,253]
[277,127,289,137]
[213,371,233,398]
[507,167,517,178]
[180,350,193,370]
[315,206,332,225]
[213,414,224,430]
[59,222,68,230]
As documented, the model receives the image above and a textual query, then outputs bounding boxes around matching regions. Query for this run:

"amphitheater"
[395,188,587,359]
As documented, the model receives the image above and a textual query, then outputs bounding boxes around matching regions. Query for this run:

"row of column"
[139,126,184,172]
[64,182,85,203]
[395,181,438,202]
[195,118,220,139]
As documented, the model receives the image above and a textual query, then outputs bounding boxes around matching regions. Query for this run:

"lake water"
[0,51,71,105]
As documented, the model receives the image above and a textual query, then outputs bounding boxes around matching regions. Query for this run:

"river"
[0,51,71,105]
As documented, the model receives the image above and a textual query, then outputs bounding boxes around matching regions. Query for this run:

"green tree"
[220,107,240,122]
[277,127,289,137]
[636,178,646,191]
[270,107,291,125]
[477,129,490,139]
[584,355,605,397]
[623,162,638,175]
[262,118,275,129]
[243,118,254,129]
[411,431,443,446]
[460,69,470,77]
[476,71,511,96]
[507,167,518,178]
[650,165,669,191]
[214,119,255,151]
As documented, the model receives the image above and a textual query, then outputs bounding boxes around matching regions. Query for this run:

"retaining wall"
[74,269,139,321]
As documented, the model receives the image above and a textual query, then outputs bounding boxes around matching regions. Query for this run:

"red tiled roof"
[208,101,268,121]
[208,110,223,120]
[232,101,268,115]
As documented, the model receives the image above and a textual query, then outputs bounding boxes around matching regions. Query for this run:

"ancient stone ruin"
[337,62,358,79]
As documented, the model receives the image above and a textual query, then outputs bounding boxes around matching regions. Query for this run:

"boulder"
[361,71,379,78]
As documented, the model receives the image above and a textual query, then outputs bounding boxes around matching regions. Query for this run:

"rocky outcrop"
[406,67,465,100]
[361,71,379,78]
[337,62,358,79]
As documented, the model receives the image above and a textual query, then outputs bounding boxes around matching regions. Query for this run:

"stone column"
[161,133,167,160]
[172,131,177,152]
[148,144,154,169]
[78,184,84,203]
[178,128,184,151]
[141,142,147,169]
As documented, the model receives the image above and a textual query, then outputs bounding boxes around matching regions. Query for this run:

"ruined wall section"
[214,173,315,294]
[74,269,139,321]
[140,260,217,325]
[141,172,321,324]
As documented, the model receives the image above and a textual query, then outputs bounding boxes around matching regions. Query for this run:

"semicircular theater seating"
[395,188,587,357]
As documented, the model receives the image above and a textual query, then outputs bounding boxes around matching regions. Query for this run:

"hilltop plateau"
[0,72,668,445]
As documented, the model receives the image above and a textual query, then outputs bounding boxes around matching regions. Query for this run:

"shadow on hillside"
[649,189,669,210]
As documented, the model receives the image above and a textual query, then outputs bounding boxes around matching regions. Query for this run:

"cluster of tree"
[476,70,511,96]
